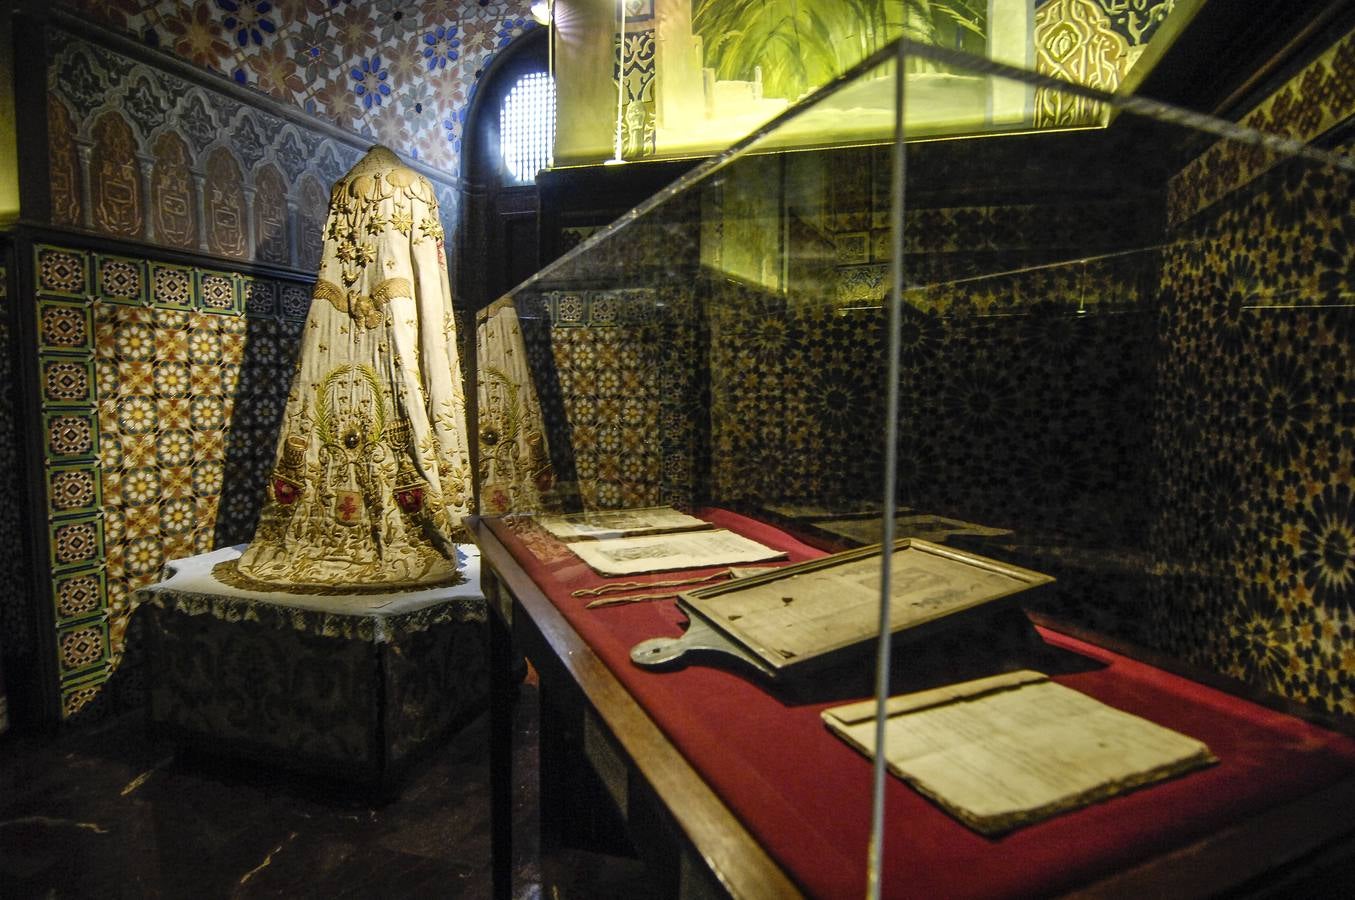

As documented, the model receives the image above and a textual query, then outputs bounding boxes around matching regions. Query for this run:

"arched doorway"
[458,26,550,312]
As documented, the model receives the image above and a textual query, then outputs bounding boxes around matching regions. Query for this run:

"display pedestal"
[138,545,488,789]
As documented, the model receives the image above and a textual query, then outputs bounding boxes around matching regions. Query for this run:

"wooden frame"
[632,539,1051,678]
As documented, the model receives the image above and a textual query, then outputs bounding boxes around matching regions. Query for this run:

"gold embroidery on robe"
[313,277,413,329]
[475,299,556,515]
[233,146,472,591]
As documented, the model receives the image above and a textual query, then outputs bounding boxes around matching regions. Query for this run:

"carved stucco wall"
[46,29,464,269]
[59,0,537,176]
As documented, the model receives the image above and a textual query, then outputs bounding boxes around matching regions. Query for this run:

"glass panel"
[481,49,901,520]
[866,41,1352,891]
[896,36,1355,683]
[477,26,1355,895]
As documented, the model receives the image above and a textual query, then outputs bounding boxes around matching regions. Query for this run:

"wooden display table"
[139,545,488,788]
[471,510,1355,899]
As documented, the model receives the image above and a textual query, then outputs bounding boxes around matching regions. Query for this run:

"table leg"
[487,575,514,900]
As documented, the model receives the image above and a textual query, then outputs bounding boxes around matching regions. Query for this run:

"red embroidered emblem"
[335,490,362,525]
[272,476,300,506]
[395,486,425,514]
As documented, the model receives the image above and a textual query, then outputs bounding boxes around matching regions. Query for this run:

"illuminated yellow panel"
[0,8,19,225]
[551,0,1200,167]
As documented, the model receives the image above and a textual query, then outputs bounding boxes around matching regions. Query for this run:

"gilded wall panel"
[150,132,197,250]
[204,148,247,259]
[47,97,82,228]
[1032,0,1164,128]
[296,176,327,273]
[251,164,288,264]
[44,29,460,268]
[89,112,143,239]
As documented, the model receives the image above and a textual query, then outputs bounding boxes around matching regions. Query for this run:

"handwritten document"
[808,513,1012,546]
[693,543,1046,666]
[536,506,713,541]
[568,529,787,575]
[822,670,1216,834]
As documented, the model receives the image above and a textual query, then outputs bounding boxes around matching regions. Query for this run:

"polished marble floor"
[0,678,642,899]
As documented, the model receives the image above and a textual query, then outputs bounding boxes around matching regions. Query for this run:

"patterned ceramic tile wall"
[700,138,1157,516]
[513,188,708,510]
[519,284,704,510]
[59,0,536,176]
[1149,141,1355,717]
[708,282,1155,529]
[1132,25,1355,716]
[33,244,308,718]
[709,293,888,507]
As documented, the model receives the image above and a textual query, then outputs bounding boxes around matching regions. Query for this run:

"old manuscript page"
[536,506,712,541]
[808,513,1012,546]
[695,544,1040,665]
[823,670,1216,834]
[568,529,787,575]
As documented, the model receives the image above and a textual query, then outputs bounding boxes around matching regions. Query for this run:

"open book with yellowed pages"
[822,670,1217,835]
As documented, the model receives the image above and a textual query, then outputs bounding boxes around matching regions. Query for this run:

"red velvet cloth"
[487,509,1355,898]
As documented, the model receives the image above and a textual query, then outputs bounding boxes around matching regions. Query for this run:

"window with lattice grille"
[500,72,555,183]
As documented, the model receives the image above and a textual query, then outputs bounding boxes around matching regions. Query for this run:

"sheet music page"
[823,671,1216,834]
[568,529,787,575]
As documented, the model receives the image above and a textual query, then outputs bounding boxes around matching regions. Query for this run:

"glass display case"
[471,33,1355,899]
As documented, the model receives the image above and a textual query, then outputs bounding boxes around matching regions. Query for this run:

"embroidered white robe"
[234,146,472,589]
